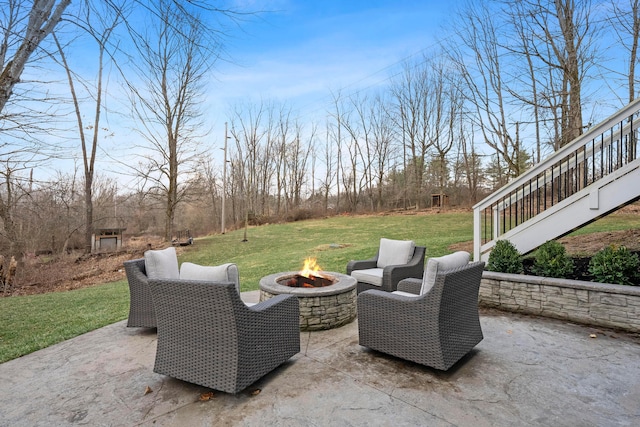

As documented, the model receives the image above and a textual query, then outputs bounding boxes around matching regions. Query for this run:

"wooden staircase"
[473,98,640,261]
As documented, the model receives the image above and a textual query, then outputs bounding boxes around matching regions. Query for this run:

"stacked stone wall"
[260,289,357,331]
[480,272,640,333]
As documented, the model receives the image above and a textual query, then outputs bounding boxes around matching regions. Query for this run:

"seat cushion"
[351,268,384,286]
[420,251,470,295]
[376,238,415,268]
[391,290,420,298]
[144,247,179,280]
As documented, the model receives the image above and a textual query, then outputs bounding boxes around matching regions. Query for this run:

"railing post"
[473,206,481,262]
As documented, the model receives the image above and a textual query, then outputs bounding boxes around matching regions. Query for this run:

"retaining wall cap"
[482,271,640,296]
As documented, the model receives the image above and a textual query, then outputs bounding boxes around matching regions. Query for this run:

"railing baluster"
[600,133,604,180]
[544,170,547,210]
[558,160,562,202]
[591,138,595,185]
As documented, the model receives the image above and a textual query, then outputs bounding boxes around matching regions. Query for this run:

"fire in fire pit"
[285,258,334,288]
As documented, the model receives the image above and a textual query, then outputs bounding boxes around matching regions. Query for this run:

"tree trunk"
[0,0,71,114]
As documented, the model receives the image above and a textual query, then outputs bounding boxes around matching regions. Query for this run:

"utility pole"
[221,122,229,234]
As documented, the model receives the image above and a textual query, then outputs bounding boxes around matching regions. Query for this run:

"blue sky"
[13,0,461,185]
[23,0,628,187]
[206,0,460,140]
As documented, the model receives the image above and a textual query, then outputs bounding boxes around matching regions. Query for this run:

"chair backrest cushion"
[377,238,415,268]
[144,247,179,280]
[180,262,235,283]
[420,251,470,295]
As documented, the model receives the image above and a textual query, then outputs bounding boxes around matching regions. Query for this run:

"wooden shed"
[431,193,449,208]
[92,228,126,252]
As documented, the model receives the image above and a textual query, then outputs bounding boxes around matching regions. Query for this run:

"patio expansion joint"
[301,331,312,356]
[386,389,454,424]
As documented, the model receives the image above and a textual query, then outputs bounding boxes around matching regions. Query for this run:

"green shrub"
[532,240,574,279]
[487,240,523,274]
[588,245,640,286]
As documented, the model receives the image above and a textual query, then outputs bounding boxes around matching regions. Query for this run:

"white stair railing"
[473,97,640,261]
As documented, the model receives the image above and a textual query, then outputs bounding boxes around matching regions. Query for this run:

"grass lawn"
[0,281,129,363]
[179,212,474,291]
[1,210,638,364]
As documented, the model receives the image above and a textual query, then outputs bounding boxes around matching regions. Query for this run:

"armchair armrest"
[124,258,155,328]
[346,254,378,274]
[124,258,149,284]
[397,278,422,295]
[380,246,425,292]
[247,293,297,313]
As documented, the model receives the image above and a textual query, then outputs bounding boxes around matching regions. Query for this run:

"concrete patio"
[1,290,639,426]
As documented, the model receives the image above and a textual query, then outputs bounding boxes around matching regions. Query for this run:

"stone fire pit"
[259,271,357,331]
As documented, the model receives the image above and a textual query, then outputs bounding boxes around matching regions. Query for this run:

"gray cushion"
[144,247,179,280]
[377,238,415,268]
[180,262,240,292]
[180,262,232,281]
[420,251,470,295]
[351,268,384,286]
[391,290,420,298]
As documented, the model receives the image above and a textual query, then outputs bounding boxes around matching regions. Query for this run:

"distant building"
[431,193,449,208]
[92,228,126,252]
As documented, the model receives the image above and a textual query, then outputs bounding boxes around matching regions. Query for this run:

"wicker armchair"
[357,261,485,371]
[123,259,156,328]
[148,279,300,394]
[347,240,425,294]
[123,255,242,328]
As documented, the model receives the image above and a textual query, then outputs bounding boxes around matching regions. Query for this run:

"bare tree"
[456,120,484,204]
[349,93,375,210]
[339,98,365,212]
[0,1,72,257]
[390,56,433,209]
[125,0,217,241]
[286,121,315,208]
[328,90,345,212]
[274,104,293,214]
[319,120,337,213]
[229,101,266,224]
[52,1,125,253]
[0,164,27,255]
[521,0,600,146]
[608,0,640,103]
[370,94,394,211]
[447,2,522,178]
[0,0,70,114]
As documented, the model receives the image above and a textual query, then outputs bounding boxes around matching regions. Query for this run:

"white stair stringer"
[479,159,640,261]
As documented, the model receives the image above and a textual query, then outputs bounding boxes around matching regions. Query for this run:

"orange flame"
[300,257,322,278]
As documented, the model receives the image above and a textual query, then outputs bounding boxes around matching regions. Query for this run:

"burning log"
[285,258,335,287]
[286,274,334,288]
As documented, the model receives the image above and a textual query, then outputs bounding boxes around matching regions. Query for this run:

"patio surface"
[1,290,639,426]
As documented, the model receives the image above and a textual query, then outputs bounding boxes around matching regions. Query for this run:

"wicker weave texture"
[148,279,300,394]
[396,277,422,295]
[124,259,156,328]
[357,261,485,371]
[347,246,426,294]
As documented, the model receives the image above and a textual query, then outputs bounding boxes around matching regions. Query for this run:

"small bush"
[588,245,640,286]
[284,208,314,222]
[487,240,523,274]
[532,240,574,279]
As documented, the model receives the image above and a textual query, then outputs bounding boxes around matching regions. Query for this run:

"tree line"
[1,0,639,258]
